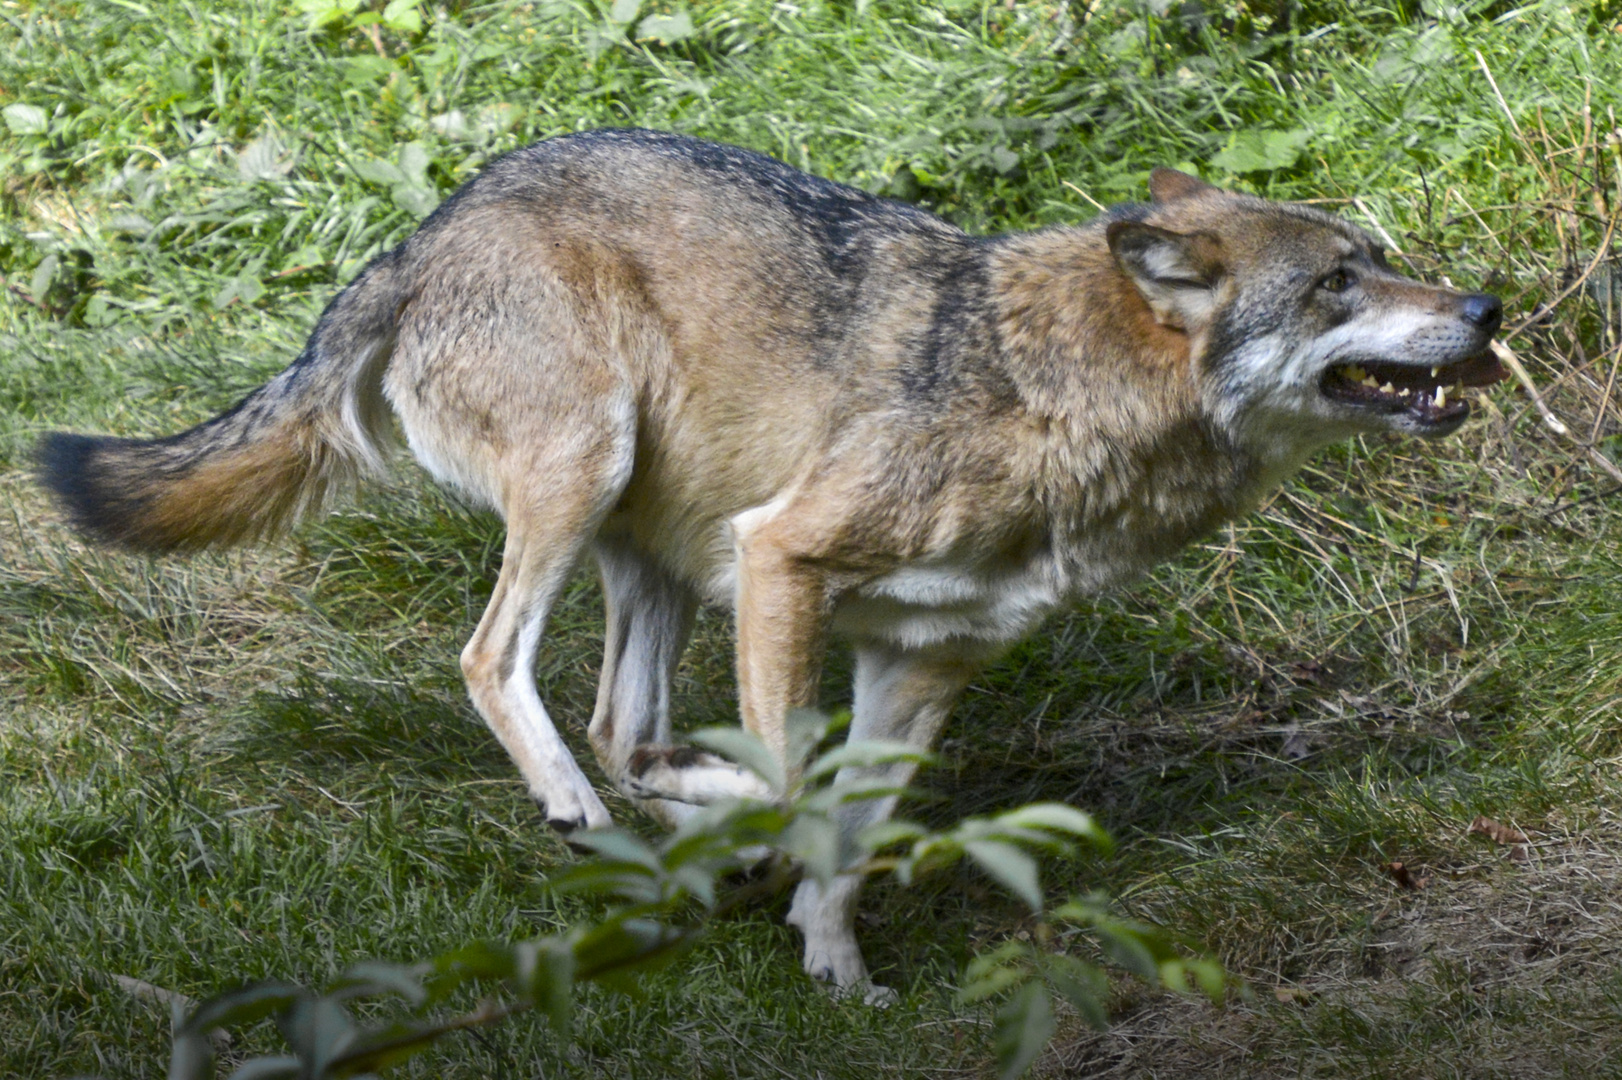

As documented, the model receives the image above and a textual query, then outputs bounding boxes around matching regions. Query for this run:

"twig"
[1502,204,1620,343]
[1490,340,1568,436]
[1062,180,1106,213]
[1542,483,1622,521]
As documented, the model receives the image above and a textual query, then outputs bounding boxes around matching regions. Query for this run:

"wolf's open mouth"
[1319,351,1507,425]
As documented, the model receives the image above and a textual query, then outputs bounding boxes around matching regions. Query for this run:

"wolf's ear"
[1106,221,1225,331]
[1148,168,1217,203]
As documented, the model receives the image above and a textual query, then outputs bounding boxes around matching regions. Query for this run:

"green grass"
[4,0,1622,1076]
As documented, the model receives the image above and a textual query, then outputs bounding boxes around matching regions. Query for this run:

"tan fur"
[39,132,1503,1001]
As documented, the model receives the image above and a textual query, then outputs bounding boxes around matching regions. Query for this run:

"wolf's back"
[38,251,408,552]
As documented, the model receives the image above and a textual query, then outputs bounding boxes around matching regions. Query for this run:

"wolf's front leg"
[789,642,979,1002]
[619,498,832,807]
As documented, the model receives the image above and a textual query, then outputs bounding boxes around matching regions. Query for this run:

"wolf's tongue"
[1450,349,1509,388]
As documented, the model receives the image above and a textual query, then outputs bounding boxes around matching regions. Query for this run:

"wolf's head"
[1106,169,1504,450]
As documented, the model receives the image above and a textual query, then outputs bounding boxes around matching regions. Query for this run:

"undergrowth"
[3,0,1622,1077]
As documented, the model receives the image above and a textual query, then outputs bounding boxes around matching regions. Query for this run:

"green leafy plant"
[167,713,1220,1079]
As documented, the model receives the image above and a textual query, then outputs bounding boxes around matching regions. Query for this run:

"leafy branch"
[168,712,1222,1080]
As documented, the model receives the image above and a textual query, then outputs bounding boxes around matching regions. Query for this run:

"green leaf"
[780,812,842,885]
[167,1032,214,1080]
[854,819,927,851]
[330,961,427,1007]
[179,982,302,1041]
[274,997,359,1075]
[784,706,834,773]
[3,103,49,135]
[688,726,786,794]
[565,827,663,871]
[382,0,423,33]
[1209,128,1310,174]
[1040,954,1109,1031]
[638,10,694,43]
[393,183,438,217]
[1188,957,1225,1003]
[963,839,1043,911]
[993,803,1107,843]
[515,938,575,1036]
[993,982,1055,1080]
[29,254,57,304]
[805,739,935,781]
[352,157,406,186]
[399,148,434,184]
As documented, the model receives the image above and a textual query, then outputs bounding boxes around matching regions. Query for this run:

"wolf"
[38,129,1504,1001]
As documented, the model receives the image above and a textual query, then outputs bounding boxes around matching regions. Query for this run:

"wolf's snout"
[1460,292,1502,335]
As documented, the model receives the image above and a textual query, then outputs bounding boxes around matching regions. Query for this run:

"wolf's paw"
[624,745,776,805]
[804,956,896,1007]
[534,776,613,835]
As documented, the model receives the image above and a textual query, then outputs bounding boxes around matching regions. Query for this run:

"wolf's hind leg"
[460,453,630,834]
[585,535,717,825]
[788,641,978,1002]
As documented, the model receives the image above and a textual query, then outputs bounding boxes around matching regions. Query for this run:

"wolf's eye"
[1319,268,1356,293]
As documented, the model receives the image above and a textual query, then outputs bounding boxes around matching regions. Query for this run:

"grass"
[3,0,1622,1075]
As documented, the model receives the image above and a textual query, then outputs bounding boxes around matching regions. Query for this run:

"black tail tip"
[35,431,133,545]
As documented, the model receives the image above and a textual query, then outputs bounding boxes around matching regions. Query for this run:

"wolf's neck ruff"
[35,130,1503,1003]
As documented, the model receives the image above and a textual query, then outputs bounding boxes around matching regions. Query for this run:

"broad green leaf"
[425,941,517,1005]
[236,135,294,181]
[179,982,302,1040]
[1094,923,1159,981]
[1041,954,1109,1031]
[393,183,438,217]
[784,706,834,772]
[1189,957,1225,1002]
[397,142,431,188]
[1210,128,1309,173]
[515,937,575,1036]
[352,157,406,186]
[688,726,786,794]
[382,0,423,33]
[854,819,927,851]
[963,839,1043,911]
[993,803,1109,848]
[274,997,359,1075]
[993,982,1055,1080]
[330,961,427,1007]
[638,10,694,43]
[780,813,841,884]
[29,254,57,304]
[167,1032,214,1080]
[3,103,49,135]
[565,827,663,871]
[805,739,935,780]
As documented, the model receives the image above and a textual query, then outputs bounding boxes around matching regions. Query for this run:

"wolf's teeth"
[1380,382,1395,394]
[1361,376,1381,388]
[1430,367,1439,377]
[1401,387,1412,396]
[1345,364,1367,381]
[1435,385,1446,407]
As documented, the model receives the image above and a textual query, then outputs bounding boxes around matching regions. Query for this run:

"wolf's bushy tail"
[37,252,410,553]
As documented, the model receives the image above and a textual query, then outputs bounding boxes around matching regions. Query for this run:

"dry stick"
[1492,339,1570,437]
[1497,333,1622,485]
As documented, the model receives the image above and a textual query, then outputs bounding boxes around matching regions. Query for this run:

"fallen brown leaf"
[1467,815,1529,845]
[1385,860,1430,890]
[1468,815,1531,862]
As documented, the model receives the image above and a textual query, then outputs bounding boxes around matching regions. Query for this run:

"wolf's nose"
[1461,293,1502,335]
